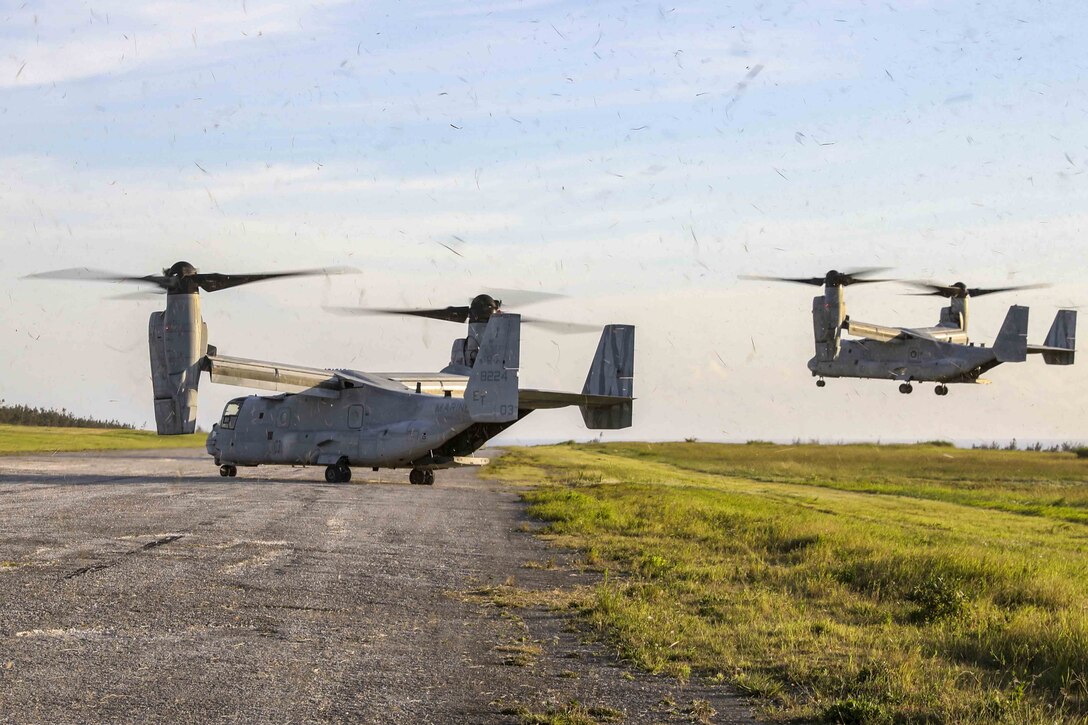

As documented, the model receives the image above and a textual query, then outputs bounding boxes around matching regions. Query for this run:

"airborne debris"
[724,64,764,114]
[436,241,463,258]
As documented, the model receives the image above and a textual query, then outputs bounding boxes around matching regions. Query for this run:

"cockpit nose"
[205,426,220,456]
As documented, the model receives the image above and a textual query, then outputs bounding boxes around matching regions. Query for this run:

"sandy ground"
[0,448,757,724]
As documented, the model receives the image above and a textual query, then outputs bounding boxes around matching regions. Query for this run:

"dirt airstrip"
[0,448,756,724]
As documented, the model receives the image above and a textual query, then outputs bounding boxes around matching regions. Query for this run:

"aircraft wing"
[896,327,942,341]
[205,354,421,397]
[204,354,343,397]
[844,319,909,342]
[902,325,967,343]
[845,319,944,342]
[204,354,633,410]
[378,372,468,396]
[518,389,634,410]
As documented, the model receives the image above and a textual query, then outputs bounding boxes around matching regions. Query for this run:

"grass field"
[0,424,206,455]
[489,442,1088,724]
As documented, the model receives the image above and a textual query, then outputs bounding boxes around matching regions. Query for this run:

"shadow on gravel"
[0,473,364,487]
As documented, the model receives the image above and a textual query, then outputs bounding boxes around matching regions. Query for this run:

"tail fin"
[993,305,1029,363]
[465,313,520,423]
[1042,310,1077,365]
[580,324,634,429]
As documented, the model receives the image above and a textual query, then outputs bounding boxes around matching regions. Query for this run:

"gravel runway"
[0,448,756,724]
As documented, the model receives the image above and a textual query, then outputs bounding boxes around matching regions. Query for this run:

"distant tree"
[0,400,134,429]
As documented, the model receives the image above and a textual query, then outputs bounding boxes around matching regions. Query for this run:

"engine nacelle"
[812,287,844,363]
[149,293,208,435]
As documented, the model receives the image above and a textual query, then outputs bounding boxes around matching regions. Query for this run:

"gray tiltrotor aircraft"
[31,263,635,483]
[743,269,1076,395]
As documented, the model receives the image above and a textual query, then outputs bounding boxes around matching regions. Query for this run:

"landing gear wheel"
[816,379,826,388]
[424,470,435,486]
[409,468,427,486]
[337,464,352,483]
[898,383,913,395]
[325,465,351,483]
[220,465,237,477]
[935,385,949,396]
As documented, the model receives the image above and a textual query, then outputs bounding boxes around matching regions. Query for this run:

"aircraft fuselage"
[206,383,515,471]
[808,338,998,383]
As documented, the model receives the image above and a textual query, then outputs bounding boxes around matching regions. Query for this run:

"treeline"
[0,401,134,430]
[971,439,1085,453]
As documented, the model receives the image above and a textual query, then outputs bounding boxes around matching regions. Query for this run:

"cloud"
[1,1,339,89]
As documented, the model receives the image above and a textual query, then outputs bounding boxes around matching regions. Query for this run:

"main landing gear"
[324,463,352,483]
[934,384,949,396]
[898,383,914,395]
[409,468,435,486]
[219,465,237,477]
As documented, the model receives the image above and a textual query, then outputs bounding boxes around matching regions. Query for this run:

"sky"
[1,0,1086,445]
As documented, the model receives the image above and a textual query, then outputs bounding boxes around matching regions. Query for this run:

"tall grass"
[490,443,1088,723]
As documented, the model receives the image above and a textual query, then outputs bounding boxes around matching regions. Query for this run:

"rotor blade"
[24,268,172,289]
[107,290,168,301]
[521,316,599,334]
[324,305,471,323]
[968,283,1050,297]
[738,274,826,286]
[842,266,893,278]
[843,277,896,285]
[907,280,1050,298]
[196,266,355,293]
[484,287,567,307]
[741,268,896,287]
[906,281,963,297]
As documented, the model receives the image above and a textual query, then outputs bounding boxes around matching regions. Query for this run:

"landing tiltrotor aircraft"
[29,262,635,484]
[742,268,1076,395]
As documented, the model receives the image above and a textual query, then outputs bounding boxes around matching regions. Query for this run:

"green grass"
[510,701,624,725]
[0,424,206,455]
[488,442,1088,724]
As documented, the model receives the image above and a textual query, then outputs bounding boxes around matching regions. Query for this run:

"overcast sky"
[1,0,1086,444]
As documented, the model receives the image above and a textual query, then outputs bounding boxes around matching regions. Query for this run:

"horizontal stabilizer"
[519,389,633,410]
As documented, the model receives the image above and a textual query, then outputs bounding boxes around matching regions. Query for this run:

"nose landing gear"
[898,383,914,394]
[816,378,826,388]
[934,384,949,396]
[219,464,237,477]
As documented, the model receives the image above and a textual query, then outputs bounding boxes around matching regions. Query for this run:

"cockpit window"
[221,400,243,430]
